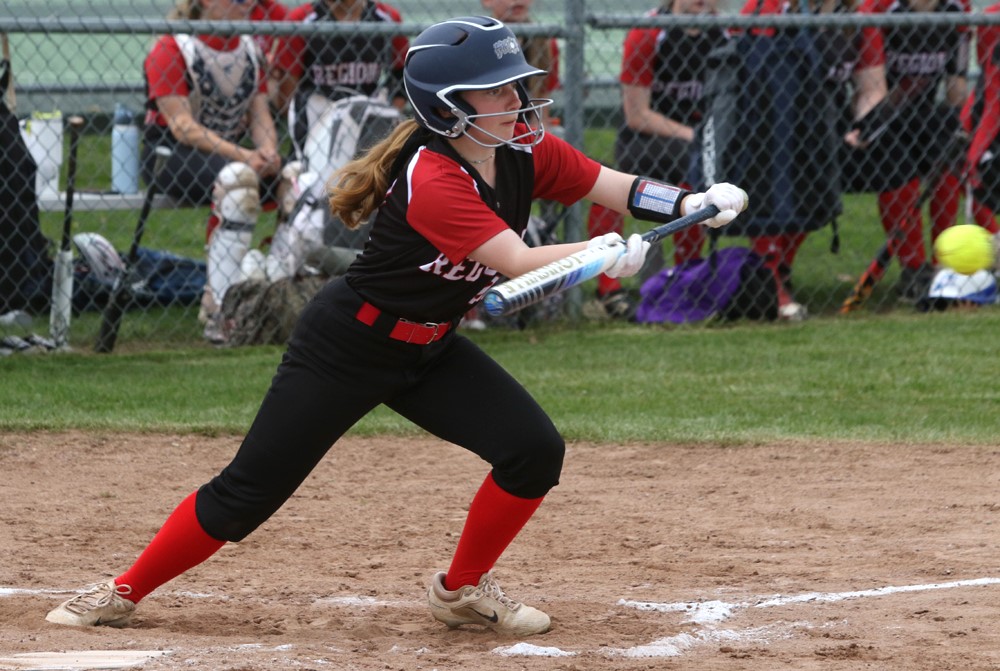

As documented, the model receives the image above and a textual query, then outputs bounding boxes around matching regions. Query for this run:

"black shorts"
[615,127,694,187]
[140,125,280,206]
[841,106,961,194]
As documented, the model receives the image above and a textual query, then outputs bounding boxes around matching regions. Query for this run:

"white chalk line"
[5,577,998,661]
[605,576,1000,659]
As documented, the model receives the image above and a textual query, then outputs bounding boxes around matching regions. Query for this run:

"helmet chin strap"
[459,98,553,148]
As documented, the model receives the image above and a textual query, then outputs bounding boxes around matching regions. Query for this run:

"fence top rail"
[589,11,1000,29]
[0,17,568,38]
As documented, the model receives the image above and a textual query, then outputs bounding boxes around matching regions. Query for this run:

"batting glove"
[587,232,624,250]
[684,182,749,228]
[599,233,650,279]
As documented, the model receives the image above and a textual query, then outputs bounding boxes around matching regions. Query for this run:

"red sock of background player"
[878,180,924,266]
[929,172,961,242]
[672,226,706,264]
[115,491,226,603]
[973,201,1000,233]
[588,203,625,296]
[444,473,543,591]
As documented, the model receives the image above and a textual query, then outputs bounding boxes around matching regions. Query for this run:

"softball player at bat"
[46,16,746,636]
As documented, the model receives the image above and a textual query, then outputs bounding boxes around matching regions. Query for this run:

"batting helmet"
[403,16,551,147]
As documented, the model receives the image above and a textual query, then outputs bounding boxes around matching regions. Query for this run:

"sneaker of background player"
[896,262,936,303]
[202,312,227,345]
[459,307,487,331]
[775,277,808,321]
[778,301,808,321]
[427,571,551,636]
[596,288,637,321]
[45,580,135,627]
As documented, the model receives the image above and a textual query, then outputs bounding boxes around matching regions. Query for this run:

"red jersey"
[274,1,406,101]
[345,126,601,322]
[856,0,970,109]
[620,6,727,125]
[251,0,289,58]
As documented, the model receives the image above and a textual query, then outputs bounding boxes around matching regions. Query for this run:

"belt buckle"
[401,318,440,345]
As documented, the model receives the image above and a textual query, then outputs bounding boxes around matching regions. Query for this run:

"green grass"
[2,309,998,444]
[14,128,996,448]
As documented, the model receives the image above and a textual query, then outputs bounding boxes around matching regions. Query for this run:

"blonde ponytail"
[328,120,424,230]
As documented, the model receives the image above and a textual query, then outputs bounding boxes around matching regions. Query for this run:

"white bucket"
[19,110,64,201]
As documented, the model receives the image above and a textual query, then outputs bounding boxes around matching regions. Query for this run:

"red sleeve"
[545,38,560,93]
[977,14,1000,69]
[407,150,511,264]
[531,131,602,205]
[856,0,891,69]
[741,0,784,37]
[145,36,189,100]
[620,27,658,87]
[273,3,311,76]
[374,3,408,70]
[968,49,1000,168]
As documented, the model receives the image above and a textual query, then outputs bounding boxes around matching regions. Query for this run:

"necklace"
[463,152,495,165]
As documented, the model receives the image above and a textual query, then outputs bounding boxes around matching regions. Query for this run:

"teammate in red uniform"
[268,0,408,254]
[738,0,869,321]
[586,0,727,319]
[854,0,970,300]
[271,0,407,119]
[45,17,747,636]
[957,1,1000,238]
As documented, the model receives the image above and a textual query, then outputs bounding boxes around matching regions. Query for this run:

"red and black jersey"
[275,0,406,102]
[345,125,601,323]
[620,7,727,125]
[857,0,970,109]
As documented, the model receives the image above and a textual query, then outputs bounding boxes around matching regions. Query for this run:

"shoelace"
[64,582,133,615]
[476,574,520,612]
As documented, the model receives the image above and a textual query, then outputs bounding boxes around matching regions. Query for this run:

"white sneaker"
[202,312,227,345]
[778,301,808,321]
[45,580,136,627]
[427,571,550,636]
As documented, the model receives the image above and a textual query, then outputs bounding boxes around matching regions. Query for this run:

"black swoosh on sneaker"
[470,608,499,623]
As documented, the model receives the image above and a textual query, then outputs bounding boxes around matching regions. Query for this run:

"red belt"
[355,301,453,345]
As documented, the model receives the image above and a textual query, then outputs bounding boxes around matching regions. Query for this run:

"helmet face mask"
[404,16,553,148]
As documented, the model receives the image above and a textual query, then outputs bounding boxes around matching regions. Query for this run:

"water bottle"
[111,103,140,194]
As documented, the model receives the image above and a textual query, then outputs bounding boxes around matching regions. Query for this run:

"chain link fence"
[1,1,998,352]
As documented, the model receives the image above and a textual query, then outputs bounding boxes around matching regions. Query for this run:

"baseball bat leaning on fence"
[94,146,171,353]
[483,205,721,317]
[839,133,968,315]
[1,33,14,111]
[49,115,85,349]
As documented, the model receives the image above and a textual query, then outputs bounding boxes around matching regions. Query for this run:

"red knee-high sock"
[879,179,925,268]
[444,473,544,591]
[588,203,624,296]
[205,212,221,245]
[781,233,807,269]
[672,226,705,264]
[930,172,961,242]
[972,201,1000,233]
[115,491,226,603]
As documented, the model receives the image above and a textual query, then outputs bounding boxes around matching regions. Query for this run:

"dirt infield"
[1,432,999,670]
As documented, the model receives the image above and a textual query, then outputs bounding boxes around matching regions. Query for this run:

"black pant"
[196,278,566,541]
[141,125,280,206]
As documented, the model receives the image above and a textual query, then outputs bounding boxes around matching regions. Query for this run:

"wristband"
[627,177,691,224]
